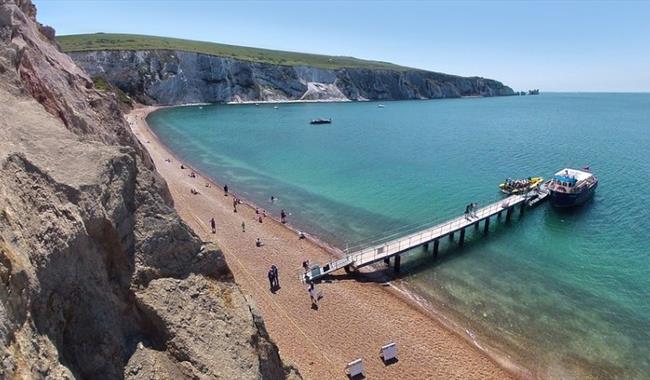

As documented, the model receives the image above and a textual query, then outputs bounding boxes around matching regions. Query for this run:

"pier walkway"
[305,193,530,282]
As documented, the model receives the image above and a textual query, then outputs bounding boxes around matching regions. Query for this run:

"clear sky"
[36,0,650,92]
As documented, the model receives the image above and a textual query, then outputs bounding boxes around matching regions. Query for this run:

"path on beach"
[128,106,517,380]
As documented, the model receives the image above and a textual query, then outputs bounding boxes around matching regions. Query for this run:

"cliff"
[60,36,514,105]
[0,1,298,379]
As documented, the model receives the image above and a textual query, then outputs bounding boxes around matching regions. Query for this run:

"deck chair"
[380,342,398,364]
[345,358,364,378]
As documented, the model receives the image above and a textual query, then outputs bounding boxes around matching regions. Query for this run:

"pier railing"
[344,197,519,266]
[303,194,526,282]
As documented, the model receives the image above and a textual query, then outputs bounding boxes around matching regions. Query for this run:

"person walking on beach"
[256,238,263,247]
[233,197,238,213]
[224,184,229,196]
[270,196,275,203]
[241,221,246,233]
[308,282,318,309]
[267,269,275,291]
[280,209,287,224]
[210,217,216,234]
[258,215,263,223]
[271,265,279,288]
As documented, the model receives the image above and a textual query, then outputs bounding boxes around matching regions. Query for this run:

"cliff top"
[57,33,414,71]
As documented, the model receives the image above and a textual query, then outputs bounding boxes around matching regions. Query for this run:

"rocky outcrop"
[0,1,298,379]
[69,49,514,105]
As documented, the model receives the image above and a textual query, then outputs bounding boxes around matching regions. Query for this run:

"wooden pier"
[305,193,531,282]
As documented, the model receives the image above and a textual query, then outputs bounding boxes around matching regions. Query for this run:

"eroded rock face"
[69,49,514,105]
[0,1,298,379]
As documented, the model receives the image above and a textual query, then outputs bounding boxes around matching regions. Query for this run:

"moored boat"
[499,176,544,194]
[310,118,332,125]
[548,167,598,207]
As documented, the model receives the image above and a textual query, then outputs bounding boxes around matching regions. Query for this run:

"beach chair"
[345,358,364,379]
[380,342,398,364]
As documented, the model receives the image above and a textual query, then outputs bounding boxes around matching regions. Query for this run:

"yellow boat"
[499,176,544,194]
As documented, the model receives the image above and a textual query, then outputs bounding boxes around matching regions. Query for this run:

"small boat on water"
[377,104,385,108]
[273,105,279,109]
[548,167,598,207]
[526,180,551,207]
[310,118,332,125]
[499,176,544,195]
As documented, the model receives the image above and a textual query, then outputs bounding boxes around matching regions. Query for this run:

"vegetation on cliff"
[57,33,411,71]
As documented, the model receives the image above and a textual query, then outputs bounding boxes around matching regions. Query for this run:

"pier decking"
[305,193,531,282]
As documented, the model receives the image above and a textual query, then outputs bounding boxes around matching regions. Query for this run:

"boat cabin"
[550,168,593,193]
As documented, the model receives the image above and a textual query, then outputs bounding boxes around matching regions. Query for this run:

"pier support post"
[506,207,513,221]
[433,239,439,258]
[497,210,502,219]
[484,216,490,234]
[384,257,390,265]
[520,201,525,215]
[474,222,479,230]
[459,228,466,246]
[423,242,429,252]
[449,231,454,241]
[394,254,401,274]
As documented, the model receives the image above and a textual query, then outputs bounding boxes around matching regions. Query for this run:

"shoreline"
[129,104,528,379]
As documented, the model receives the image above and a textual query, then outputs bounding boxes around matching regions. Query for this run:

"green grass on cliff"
[57,33,412,71]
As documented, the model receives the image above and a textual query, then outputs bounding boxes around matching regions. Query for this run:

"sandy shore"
[127,105,518,380]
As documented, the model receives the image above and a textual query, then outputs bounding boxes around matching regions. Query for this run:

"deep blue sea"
[148,93,650,379]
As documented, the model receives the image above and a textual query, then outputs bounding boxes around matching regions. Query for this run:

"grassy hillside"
[57,33,412,71]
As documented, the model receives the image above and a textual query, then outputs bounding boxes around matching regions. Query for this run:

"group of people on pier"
[464,202,479,220]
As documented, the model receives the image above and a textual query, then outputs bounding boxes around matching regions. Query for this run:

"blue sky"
[36,0,650,92]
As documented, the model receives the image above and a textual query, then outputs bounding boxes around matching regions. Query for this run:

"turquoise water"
[148,94,650,379]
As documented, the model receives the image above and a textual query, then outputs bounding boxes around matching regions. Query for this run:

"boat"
[273,105,279,109]
[547,167,598,208]
[377,104,385,108]
[499,176,544,195]
[310,118,332,125]
[526,180,551,207]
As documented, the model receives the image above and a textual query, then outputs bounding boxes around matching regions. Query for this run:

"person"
[280,209,287,224]
[464,204,470,219]
[258,215,263,223]
[190,171,196,178]
[267,269,275,290]
[302,260,310,272]
[262,210,267,218]
[190,188,198,195]
[472,203,478,218]
[180,164,185,169]
[255,207,260,215]
[241,221,246,233]
[224,184,229,196]
[210,217,216,234]
[298,231,306,240]
[256,238,263,247]
[233,197,238,213]
[271,265,279,288]
[270,196,275,203]
[308,282,318,308]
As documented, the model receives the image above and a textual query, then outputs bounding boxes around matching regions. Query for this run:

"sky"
[36,0,650,92]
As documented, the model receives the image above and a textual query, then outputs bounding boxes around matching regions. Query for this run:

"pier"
[305,193,532,282]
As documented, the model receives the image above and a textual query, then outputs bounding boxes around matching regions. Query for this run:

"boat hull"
[550,181,598,208]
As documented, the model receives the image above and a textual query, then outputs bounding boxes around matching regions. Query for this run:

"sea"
[147,93,650,379]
